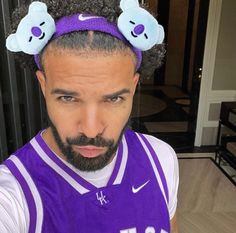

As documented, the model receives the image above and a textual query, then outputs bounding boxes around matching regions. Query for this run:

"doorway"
[131,0,210,152]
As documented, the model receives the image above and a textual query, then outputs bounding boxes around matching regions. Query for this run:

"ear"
[36,70,46,97]
[157,25,165,44]
[132,72,140,95]
[120,0,140,11]
[6,34,21,52]
[29,1,47,13]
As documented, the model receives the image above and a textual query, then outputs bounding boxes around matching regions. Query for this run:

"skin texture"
[171,214,179,233]
[36,48,139,166]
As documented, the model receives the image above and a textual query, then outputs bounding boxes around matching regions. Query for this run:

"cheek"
[45,96,133,141]
[45,99,77,137]
[104,100,133,132]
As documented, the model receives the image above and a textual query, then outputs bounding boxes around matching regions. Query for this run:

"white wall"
[195,0,236,146]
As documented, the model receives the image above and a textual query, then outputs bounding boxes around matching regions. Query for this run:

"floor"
[178,153,236,184]
[177,154,236,233]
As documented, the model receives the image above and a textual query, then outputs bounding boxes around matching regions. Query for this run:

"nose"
[134,24,145,35]
[31,26,42,37]
[78,105,105,139]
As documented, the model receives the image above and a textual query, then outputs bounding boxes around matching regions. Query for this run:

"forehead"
[42,48,136,91]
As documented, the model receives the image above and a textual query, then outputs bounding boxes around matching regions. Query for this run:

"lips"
[72,145,106,158]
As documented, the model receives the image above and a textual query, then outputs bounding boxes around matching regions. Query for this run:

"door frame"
[194,0,223,146]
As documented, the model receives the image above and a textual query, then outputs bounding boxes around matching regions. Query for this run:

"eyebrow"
[103,88,130,99]
[50,88,130,98]
[51,88,80,96]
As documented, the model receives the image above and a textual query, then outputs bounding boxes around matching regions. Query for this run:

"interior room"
[133,1,236,232]
[0,0,235,232]
[131,0,210,152]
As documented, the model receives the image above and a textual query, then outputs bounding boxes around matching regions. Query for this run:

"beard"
[48,118,127,172]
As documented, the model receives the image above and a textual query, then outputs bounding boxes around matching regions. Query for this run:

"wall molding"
[202,90,236,128]
[208,90,236,102]
[200,89,236,129]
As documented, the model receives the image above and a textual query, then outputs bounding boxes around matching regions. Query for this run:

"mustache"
[66,134,114,147]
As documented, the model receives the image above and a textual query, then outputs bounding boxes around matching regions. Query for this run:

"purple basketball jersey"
[4,129,170,233]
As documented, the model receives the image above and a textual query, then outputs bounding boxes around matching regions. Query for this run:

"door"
[187,0,210,135]
[131,0,210,152]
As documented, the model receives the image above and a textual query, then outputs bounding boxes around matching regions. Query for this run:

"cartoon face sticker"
[118,0,164,51]
[6,1,56,55]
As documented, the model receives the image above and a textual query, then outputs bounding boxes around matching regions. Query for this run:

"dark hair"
[40,31,137,71]
[9,0,165,79]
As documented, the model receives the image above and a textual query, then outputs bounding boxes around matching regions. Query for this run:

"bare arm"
[170,213,179,233]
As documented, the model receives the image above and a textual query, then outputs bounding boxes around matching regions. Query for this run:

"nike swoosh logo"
[78,14,101,21]
[132,180,150,193]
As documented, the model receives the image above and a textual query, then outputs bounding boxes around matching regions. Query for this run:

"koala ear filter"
[118,0,165,51]
[6,1,55,55]
[6,0,164,71]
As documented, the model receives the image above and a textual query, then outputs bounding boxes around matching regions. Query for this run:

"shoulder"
[137,133,179,219]
[0,163,29,232]
[139,133,178,186]
[0,163,24,197]
[135,132,178,171]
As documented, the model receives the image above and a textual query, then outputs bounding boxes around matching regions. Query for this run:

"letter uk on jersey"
[120,227,168,233]
[96,191,108,205]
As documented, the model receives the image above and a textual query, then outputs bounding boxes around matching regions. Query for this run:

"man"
[1,0,179,232]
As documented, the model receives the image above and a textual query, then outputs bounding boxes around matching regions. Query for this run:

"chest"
[39,156,169,233]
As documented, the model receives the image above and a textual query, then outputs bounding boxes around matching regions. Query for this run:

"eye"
[107,96,124,104]
[144,33,148,39]
[29,36,33,42]
[40,22,45,26]
[58,96,75,102]
[129,20,135,25]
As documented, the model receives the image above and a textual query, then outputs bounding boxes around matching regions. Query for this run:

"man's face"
[36,48,139,171]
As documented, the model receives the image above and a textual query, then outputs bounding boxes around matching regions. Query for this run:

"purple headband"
[34,14,142,70]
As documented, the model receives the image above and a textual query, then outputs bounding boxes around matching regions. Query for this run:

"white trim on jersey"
[8,155,43,233]
[113,136,128,185]
[135,133,168,206]
[30,138,89,194]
